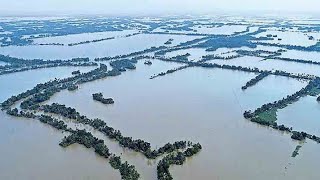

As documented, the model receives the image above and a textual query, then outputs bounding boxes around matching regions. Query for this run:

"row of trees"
[110,59,137,71]
[68,37,115,46]
[7,101,201,180]
[247,77,320,118]
[68,32,141,46]
[0,62,96,76]
[1,63,110,110]
[109,155,140,180]
[60,128,140,179]
[39,103,200,159]
[69,33,141,47]
[170,53,190,61]
[0,55,91,66]
[0,55,97,76]
[154,37,211,57]
[241,72,269,90]
[150,65,190,79]
[36,43,64,46]
[136,55,315,82]
[94,46,167,62]
[157,143,202,180]
[9,109,141,180]
[196,62,314,80]
[236,49,282,58]
[39,115,69,131]
[1,60,134,112]
[201,54,241,62]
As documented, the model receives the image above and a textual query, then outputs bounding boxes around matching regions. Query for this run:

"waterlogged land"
[1,15,320,180]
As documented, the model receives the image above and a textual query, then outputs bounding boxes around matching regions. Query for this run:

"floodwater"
[1,23,320,180]
[152,25,247,35]
[254,30,317,47]
[0,66,120,180]
[280,50,320,62]
[191,25,248,35]
[0,34,199,60]
[207,45,281,56]
[36,60,318,180]
[277,96,320,137]
[0,111,121,180]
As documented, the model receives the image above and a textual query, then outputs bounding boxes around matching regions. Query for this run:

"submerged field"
[1,15,320,180]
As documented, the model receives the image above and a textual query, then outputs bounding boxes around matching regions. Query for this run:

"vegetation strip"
[92,93,114,104]
[67,32,140,46]
[39,103,198,159]
[141,55,315,80]
[0,55,97,76]
[60,129,140,180]
[237,49,320,66]
[243,77,320,143]
[157,143,202,180]
[241,72,269,90]
[150,65,191,79]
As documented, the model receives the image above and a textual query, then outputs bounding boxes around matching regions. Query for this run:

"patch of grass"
[257,108,278,123]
